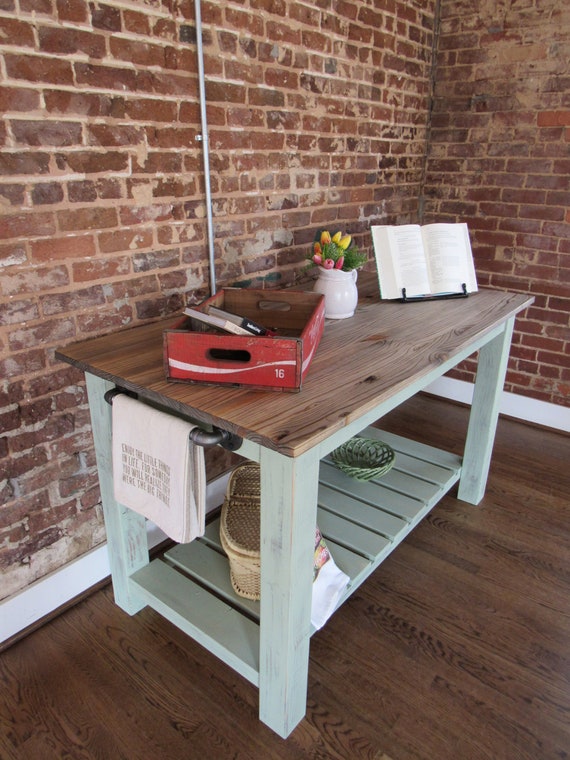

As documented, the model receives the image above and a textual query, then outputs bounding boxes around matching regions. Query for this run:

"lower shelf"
[129,427,462,686]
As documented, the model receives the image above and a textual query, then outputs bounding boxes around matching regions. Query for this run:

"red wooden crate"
[163,288,325,392]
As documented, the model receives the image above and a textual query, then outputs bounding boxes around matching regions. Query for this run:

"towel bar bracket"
[104,387,243,451]
[189,427,243,451]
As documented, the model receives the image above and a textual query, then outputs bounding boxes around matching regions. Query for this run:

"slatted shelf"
[130,429,461,679]
[129,558,260,686]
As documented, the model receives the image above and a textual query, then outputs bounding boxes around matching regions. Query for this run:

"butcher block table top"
[56,274,532,458]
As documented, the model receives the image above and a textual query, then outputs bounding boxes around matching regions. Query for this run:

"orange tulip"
[320,230,331,245]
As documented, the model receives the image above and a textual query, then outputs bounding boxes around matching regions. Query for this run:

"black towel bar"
[103,387,243,451]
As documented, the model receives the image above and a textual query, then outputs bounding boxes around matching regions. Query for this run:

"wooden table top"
[56,274,532,457]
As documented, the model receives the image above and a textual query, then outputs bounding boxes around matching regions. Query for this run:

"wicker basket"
[220,462,261,600]
[330,436,395,481]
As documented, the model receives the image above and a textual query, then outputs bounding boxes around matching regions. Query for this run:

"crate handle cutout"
[258,300,291,312]
[208,347,252,363]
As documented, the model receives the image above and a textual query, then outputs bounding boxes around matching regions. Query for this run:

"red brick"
[45,90,126,118]
[8,317,76,352]
[1,264,69,296]
[57,207,118,232]
[152,17,176,42]
[31,182,65,205]
[538,110,570,127]
[109,37,166,68]
[119,203,174,226]
[71,256,129,282]
[90,3,121,32]
[0,184,26,206]
[56,0,89,23]
[87,124,145,147]
[98,228,153,254]
[0,212,56,241]
[225,8,264,36]
[0,17,35,47]
[0,151,51,176]
[1,349,46,378]
[4,54,74,86]
[125,98,178,122]
[75,62,137,92]
[0,86,41,114]
[11,120,82,147]
[41,285,106,316]
[62,150,129,174]
[30,234,96,262]
[39,25,105,57]
[123,9,151,35]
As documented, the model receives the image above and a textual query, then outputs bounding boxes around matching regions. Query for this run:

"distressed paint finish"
[85,373,148,615]
[458,317,516,504]
[258,446,320,737]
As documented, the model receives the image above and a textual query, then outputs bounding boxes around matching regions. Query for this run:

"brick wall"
[0,1,436,599]
[423,0,570,404]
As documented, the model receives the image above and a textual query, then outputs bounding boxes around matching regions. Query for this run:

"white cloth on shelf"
[311,528,350,630]
[111,394,206,544]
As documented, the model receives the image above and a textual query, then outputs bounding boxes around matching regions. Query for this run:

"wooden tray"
[163,288,325,391]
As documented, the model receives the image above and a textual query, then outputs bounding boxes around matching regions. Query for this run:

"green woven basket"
[331,437,395,481]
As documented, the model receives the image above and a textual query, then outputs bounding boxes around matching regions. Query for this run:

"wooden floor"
[1,395,569,760]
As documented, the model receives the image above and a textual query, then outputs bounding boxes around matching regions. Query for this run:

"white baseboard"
[0,471,232,646]
[425,377,569,432]
[2,383,566,646]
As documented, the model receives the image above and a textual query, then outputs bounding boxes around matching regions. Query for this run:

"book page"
[421,223,478,294]
[371,225,431,299]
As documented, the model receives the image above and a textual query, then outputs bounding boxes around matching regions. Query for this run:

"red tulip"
[334,256,344,269]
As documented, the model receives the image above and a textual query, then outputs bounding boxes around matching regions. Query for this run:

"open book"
[371,223,478,300]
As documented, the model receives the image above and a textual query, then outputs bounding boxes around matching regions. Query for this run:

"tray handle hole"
[208,348,252,363]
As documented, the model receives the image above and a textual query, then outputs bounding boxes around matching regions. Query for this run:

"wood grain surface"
[55,275,532,456]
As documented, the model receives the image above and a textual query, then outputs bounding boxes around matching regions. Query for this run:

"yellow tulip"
[339,235,351,250]
[331,231,342,244]
[320,230,331,245]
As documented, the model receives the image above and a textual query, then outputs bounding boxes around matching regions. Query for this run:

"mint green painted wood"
[200,518,225,547]
[317,481,408,541]
[258,446,320,739]
[319,463,432,522]
[319,435,461,601]
[317,498,394,556]
[458,317,515,504]
[319,538,373,581]
[85,373,148,615]
[130,559,260,685]
[165,539,260,619]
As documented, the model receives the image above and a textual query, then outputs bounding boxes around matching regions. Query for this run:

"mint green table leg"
[458,316,515,505]
[85,373,148,614]
[258,446,320,738]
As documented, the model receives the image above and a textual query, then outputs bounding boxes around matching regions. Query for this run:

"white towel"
[111,394,206,544]
[311,528,350,630]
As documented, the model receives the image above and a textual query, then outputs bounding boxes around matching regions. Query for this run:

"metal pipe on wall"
[194,0,216,295]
